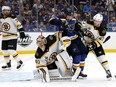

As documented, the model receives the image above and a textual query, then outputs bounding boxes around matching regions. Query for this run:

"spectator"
[83,1,90,13]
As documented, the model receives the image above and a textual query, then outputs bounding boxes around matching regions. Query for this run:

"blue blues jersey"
[65,19,77,36]
[49,17,77,37]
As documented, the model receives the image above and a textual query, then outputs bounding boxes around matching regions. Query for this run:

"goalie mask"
[36,35,47,45]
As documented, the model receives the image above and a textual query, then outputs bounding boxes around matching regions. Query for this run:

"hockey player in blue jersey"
[49,8,87,80]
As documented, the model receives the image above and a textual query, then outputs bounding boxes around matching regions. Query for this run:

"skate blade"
[2,68,11,71]
[50,77,76,82]
[107,77,112,81]
[17,64,24,70]
[78,76,87,79]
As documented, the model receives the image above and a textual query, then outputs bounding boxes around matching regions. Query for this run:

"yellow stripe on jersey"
[60,18,66,21]
[87,24,94,27]
[17,25,23,29]
[49,40,57,49]
[94,40,101,47]
[41,52,47,59]
[71,35,78,40]
[3,35,17,38]
[72,18,76,20]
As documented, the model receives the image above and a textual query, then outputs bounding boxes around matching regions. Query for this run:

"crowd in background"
[0,0,116,32]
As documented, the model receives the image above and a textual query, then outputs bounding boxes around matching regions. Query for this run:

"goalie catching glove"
[87,42,97,50]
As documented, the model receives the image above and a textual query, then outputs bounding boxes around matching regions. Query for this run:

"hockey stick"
[103,36,111,43]
[12,77,74,82]
[115,75,116,78]
[0,30,17,35]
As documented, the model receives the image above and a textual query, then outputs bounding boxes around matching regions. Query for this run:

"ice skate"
[106,70,112,80]
[78,71,87,79]
[2,60,11,70]
[17,60,24,70]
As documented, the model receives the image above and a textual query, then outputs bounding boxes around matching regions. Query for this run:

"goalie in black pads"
[0,6,26,70]
[35,32,73,82]
[35,33,58,82]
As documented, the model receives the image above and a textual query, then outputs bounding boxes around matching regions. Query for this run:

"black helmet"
[63,8,73,16]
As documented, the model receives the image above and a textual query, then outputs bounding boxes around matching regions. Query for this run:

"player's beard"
[3,11,10,17]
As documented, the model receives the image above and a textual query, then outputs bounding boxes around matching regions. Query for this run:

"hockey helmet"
[93,13,103,22]
[63,8,73,16]
[36,35,47,44]
[2,6,11,11]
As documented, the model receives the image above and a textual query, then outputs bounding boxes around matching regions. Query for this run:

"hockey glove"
[87,42,97,50]
[60,20,68,30]
[19,31,26,39]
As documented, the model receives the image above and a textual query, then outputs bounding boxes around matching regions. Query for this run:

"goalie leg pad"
[56,51,72,77]
[71,67,81,81]
[39,67,50,82]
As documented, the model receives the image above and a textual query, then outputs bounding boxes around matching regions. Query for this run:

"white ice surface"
[0,53,116,87]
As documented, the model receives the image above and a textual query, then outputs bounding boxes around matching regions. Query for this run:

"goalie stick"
[12,77,75,82]
[103,36,111,43]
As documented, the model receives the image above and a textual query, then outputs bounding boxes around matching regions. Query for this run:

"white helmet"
[93,13,103,22]
[2,6,11,11]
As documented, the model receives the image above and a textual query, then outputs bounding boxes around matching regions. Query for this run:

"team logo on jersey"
[48,52,57,63]
[67,24,75,32]
[2,22,10,31]
[17,34,33,47]
[86,30,95,39]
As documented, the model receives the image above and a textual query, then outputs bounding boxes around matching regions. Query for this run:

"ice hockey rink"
[0,53,116,87]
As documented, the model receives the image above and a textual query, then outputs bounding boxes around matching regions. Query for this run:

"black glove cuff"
[20,31,25,38]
